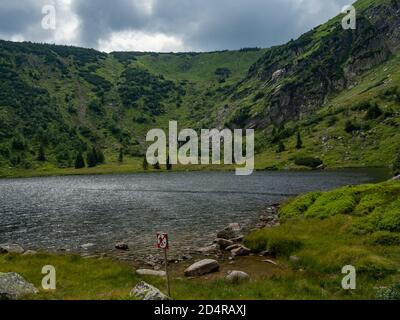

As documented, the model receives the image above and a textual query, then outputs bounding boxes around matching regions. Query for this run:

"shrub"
[364,103,382,120]
[245,231,303,257]
[294,157,323,168]
[368,231,400,246]
[305,187,357,218]
[377,283,400,300]
[280,192,322,218]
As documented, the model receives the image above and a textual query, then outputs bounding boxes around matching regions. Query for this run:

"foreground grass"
[1,181,399,300]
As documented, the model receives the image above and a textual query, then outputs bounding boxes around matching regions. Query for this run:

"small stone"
[226,271,250,284]
[0,244,25,254]
[136,269,166,277]
[131,281,169,300]
[231,246,251,257]
[226,244,242,251]
[81,243,95,250]
[22,250,37,256]
[290,256,300,263]
[184,259,220,277]
[263,259,278,266]
[115,242,129,251]
[196,244,219,254]
[0,272,38,300]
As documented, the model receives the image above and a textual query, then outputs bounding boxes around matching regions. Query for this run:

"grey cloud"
[1,0,354,51]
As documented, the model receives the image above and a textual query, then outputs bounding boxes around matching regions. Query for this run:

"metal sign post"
[157,232,171,297]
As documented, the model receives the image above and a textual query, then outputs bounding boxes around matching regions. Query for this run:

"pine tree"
[277,141,286,153]
[96,149,105,164]
[296,131,303,150]
[118,149,124,164]
[142,157,148,170]
[75,152,85,169]
[87,149,97,168]
[37,144,46,162]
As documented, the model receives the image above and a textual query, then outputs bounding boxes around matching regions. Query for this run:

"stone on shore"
[131,281,169,300]
[196,244,219,254]
[231,246,251,257]
[115,242,129,251]
[217,223,243,240]
[392,175,400,181]
[215,239,234,249]
[226,244,242,251]
[184,259,220,277]
[136,269,166,277]
[0,244,25,254]
[226,271,250,284]
[0,272,38,300]
[22,250,37,256]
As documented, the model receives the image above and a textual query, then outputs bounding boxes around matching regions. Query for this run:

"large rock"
[226,271,250,284]
[231,246,251,257]
[215,239,234,249]
[184,259,220,277]
[0,244,25,254]
[0,273,38,300]
[217,223,243,240]
[136,269,166,277]
[392,175,400,181]
[131,281,169,300]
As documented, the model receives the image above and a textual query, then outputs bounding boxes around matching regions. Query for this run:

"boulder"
[184,259,220,277]
[231,246,251,257]
[0,244,25,254]
[136,269,166,277]
[392,175,400,181]
[131,281,169,300]
[0,273,38,300]
[271,69,285,81]
[215,239,234,249]
[115,242,129,251]
[217,223,243,240]
[226,271,250,284]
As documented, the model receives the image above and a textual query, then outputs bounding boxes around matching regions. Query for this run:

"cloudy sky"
[0,0,353,52]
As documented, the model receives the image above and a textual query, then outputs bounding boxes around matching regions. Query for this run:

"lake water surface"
[0,169,389,258]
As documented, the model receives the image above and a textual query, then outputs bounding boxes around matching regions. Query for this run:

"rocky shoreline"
[0,204,280,300]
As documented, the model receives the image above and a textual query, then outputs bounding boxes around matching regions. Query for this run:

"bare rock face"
[226,271,250,284]
[0,272,38,300]
[131,281,169,300]
[0,244,25,254]
[231,246,251,257]
[184,259,220,277]
[136,269,166,277]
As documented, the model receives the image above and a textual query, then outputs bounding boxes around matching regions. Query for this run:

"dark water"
[0,169,389,258]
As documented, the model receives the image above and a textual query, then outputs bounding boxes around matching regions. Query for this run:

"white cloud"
[98,30,186,52]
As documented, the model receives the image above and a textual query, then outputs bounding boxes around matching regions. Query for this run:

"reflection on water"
[0,169,389,257]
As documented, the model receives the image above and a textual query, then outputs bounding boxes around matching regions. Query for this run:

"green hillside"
[0,0,399,177]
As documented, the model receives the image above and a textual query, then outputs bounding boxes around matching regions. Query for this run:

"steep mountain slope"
[0,0,399,176]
